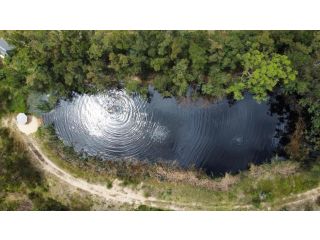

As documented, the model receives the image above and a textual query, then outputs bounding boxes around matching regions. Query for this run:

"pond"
[43,88,287,175]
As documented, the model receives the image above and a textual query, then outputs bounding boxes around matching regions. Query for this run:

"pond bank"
[34,123,320,210]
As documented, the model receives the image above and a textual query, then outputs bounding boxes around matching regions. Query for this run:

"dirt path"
[29,137,144,204]
[275,186,320,209]
[29,136,189,210]
[3,117,186,210]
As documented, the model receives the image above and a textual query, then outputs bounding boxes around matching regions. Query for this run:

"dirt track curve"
[26,136,186,210]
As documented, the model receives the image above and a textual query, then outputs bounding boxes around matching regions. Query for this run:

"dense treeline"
[0,31,320,150]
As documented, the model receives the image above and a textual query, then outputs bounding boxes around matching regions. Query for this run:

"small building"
[16,113,28,125]
[0,39,12,58]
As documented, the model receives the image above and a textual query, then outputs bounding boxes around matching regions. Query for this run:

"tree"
[189,42,207,72]
[227,49,297,101]
[201,68,231,98]
[170,59,192,96]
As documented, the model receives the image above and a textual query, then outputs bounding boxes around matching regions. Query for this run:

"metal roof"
[0,39,12,56]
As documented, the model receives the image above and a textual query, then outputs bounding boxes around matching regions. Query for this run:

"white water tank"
[17,113,28,125]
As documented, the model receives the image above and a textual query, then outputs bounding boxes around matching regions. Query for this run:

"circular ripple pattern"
[43,89,284,174]
[44,90,170,160]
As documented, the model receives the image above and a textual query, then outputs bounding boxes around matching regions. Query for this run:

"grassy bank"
[35,125,320,210]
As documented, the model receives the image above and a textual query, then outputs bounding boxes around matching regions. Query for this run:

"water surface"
[43,89,284,174]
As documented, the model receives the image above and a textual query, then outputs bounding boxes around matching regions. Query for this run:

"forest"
[0,30,319,153]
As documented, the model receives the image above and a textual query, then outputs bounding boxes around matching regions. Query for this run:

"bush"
[28,192,69,211]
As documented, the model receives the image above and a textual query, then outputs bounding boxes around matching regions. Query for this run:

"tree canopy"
[227,49,297,101]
